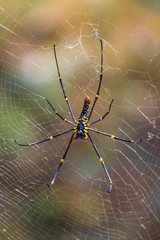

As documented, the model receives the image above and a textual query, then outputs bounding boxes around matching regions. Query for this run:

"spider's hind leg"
[53,44,76,122]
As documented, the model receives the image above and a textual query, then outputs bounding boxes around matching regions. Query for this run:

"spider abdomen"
[79,97,90,119]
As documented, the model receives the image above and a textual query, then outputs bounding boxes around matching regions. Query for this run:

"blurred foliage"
[1,1,160,240]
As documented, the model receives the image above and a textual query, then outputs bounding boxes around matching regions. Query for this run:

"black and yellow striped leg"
[53,44,76,122]
[87,132,112,193]
[89,99,114,126]
[88,39,103,121]
[46,98,74,125]
[47,133,74,188]
[14,128,74,147]
[88,128,142,144]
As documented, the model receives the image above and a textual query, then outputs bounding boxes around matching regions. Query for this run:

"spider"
[14,39,142,193]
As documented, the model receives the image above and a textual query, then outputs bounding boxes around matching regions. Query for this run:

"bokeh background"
[0,1,160,240]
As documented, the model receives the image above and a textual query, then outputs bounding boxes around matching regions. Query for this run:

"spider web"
[0,1,160,240]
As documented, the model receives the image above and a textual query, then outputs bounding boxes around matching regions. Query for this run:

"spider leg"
[14,128,74,147]
[87,132,112,193]
[88,39,103,121]
[46,98,74,125]
[88,128,142,144]
[88,99,114,126]
[47,133,74,188]
[54,44,76,122]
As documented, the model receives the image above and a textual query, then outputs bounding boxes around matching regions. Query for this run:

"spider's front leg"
[87,132,112,193]
[47,133,74,188]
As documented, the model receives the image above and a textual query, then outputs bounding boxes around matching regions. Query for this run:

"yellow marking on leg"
[65,98,68,101]
[96,95,99,98]
[111,135,115,139]
[84,133,88,139]
[84,129,88,133]
[50,136,53,140]
[51,180,54,185]
[54,111,57,114]
[59,77,62,80]
[64,119,66,122]
[131,140,134,143]
[61,158,64,162]
[100,73,103,75]
[99,158,103,162]
[109,181,113,184]
[73,133,77,139]
[99,117,102,121]
[84,127,88,130]
[29,144,31,146]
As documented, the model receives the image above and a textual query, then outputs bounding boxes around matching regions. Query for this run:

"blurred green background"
[0,1,160,240]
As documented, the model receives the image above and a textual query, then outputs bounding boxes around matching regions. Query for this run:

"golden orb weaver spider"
[14,39,142,193]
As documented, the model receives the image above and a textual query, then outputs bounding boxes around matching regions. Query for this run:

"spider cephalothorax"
[15,39,142,193]
[74,119,88,140]
[73,97,90,139]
